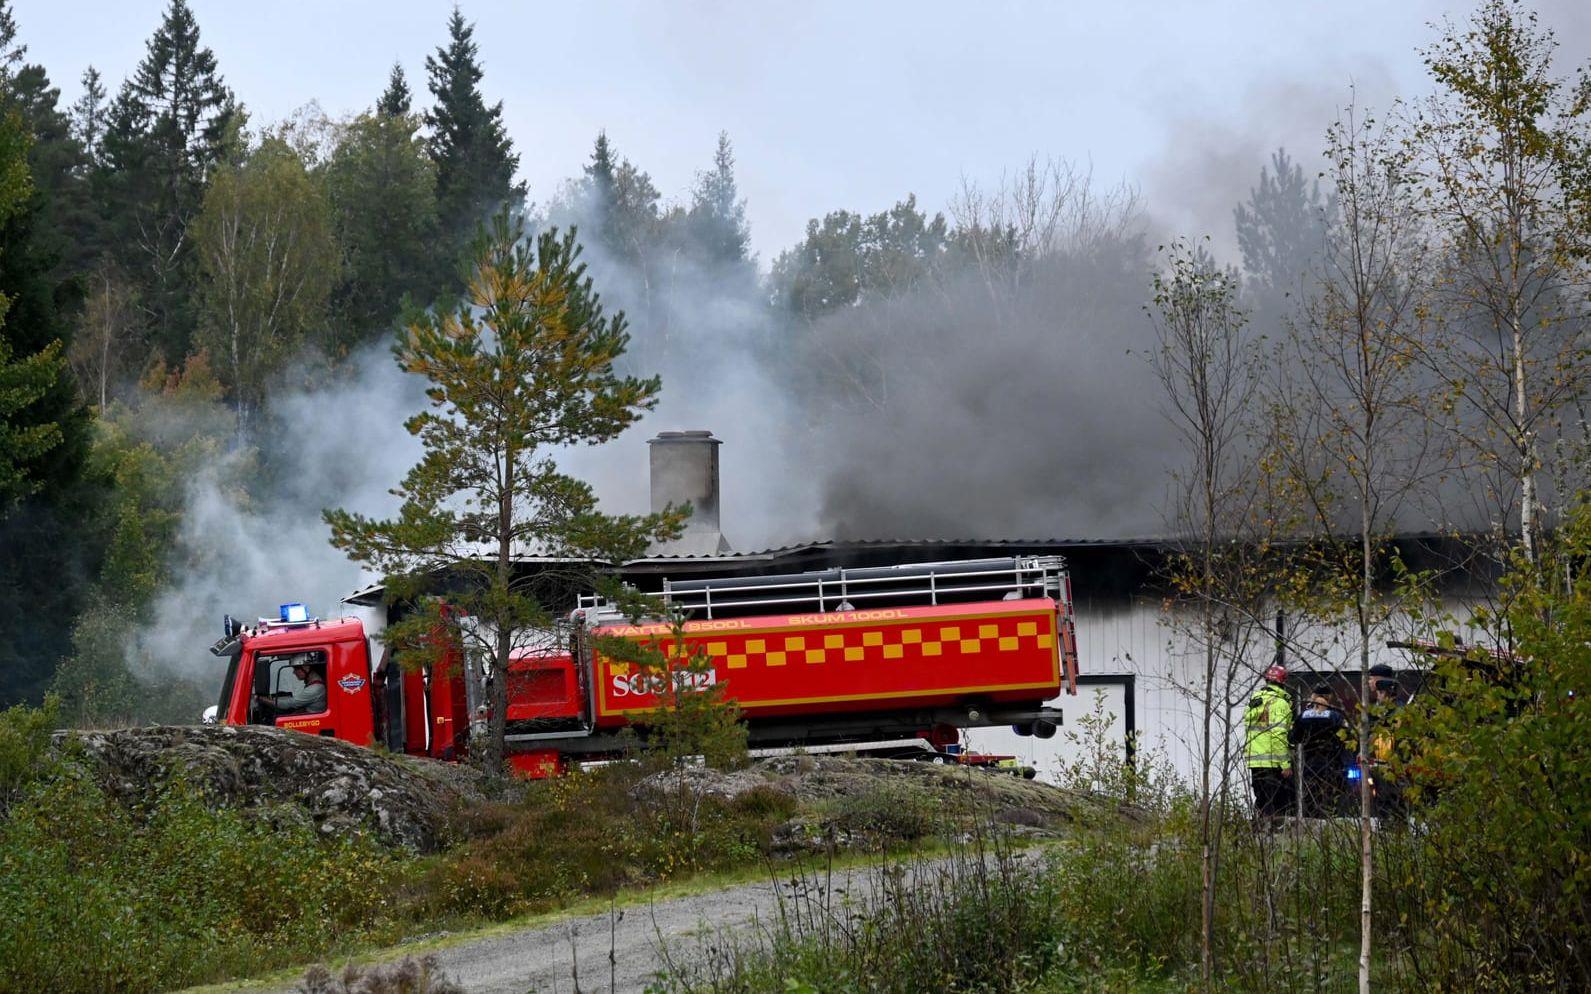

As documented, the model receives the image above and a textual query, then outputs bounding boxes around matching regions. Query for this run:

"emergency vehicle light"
[279,603,310,624]
[1346,766,1362,781]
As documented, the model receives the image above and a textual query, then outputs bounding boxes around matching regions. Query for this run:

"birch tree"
[1411,0,1591,566]
[66,262,138,410]
[1272,103,1434,994]
[192,137,335,430]
[1147,239,1269,990]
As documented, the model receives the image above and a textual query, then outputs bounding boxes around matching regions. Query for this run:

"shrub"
[1373,505,1591,993]
[404,766,792,922]
[730,784,798,821]
[0,694,58,812]
[828,783,938,843]
[0,709,405,994]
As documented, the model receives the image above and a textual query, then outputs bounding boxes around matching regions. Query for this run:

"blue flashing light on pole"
[279,603,309,624]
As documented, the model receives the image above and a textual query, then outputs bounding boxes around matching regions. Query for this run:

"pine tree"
[100,0,235,362]
[377,61,411,117]
[687,131,750,266]
[425,8,523,253]
[1233,147,1332,298]
[326,211,680,775]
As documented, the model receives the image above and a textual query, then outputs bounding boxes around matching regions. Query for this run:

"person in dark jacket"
[1367,663,1409,821]
[1290,684,1350,817]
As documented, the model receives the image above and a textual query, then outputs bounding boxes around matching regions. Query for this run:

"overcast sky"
[13,1,1591,263]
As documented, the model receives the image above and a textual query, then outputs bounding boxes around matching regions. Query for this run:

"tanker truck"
[207,556,1079,776]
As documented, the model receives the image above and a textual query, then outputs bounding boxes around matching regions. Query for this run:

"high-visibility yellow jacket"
[1245,684,1293,769]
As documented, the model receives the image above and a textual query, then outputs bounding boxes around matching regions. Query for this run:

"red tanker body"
[206,557,1080,775]
[591,599,1064,726]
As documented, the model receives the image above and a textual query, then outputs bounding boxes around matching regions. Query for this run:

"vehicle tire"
[1013,722,1034,737]
[1032,718,1058,739]
[1022,767,1038,780]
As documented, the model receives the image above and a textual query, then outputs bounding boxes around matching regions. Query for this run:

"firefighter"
[1290,684,1349,817]
[256,658,327,717]
[1246,663,1294,823]
[1367,664,1407,822]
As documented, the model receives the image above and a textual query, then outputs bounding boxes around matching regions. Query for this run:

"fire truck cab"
[210,611,376,744]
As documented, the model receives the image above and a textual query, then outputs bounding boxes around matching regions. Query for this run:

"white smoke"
[129,187,818,683]
[131,346,425,679]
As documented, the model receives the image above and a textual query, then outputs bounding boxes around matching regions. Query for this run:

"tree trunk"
[1199,456,1219,991]
[1200,623,1216,991]
[486,631,508,776]
[1511,308,1537,564]
[1358,503,1374,994]
[487,448,514,777]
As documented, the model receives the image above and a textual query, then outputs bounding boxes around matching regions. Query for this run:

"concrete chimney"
[648,430,732,556]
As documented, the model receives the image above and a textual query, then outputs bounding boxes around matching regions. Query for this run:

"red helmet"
[1264,664,1287,685]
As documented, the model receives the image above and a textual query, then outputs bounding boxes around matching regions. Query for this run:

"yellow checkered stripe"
[679,619,1055,670]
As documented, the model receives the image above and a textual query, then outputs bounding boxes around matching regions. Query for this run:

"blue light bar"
[279,603,309,624]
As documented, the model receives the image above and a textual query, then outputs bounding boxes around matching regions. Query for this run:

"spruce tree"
[324,104,437,351]
[0,104,98,707]
[687,131,751,266]
[584,129,616,233]
[70,67,106,164]
[0,1,20,84]
[577,131,659,265]
[425,7,522,252]
[100,0,234,362]
[377,61,411,117]
[5,61,96,282]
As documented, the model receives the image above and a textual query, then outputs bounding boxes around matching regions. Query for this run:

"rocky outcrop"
[58,725,490,852]
[634,754,1123,855]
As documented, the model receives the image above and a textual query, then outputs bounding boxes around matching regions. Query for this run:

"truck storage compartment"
[591,596,1062,726]
[506,652,582,722]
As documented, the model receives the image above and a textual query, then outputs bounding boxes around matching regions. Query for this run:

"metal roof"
[626,535,1173,562]
[342,531,1485,606]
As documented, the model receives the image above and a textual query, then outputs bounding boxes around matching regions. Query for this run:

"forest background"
[0,0,1586,736]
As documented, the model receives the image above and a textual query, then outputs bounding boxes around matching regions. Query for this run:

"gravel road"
[264,859,908,994]
[426,871,799,994]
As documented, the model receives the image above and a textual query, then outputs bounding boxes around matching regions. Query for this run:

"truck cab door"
[253,650,333,734]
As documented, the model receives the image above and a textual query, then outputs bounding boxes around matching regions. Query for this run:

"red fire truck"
[207,557,1080,776]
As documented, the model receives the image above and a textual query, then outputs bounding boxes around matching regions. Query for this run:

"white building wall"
[966,595,1480,785]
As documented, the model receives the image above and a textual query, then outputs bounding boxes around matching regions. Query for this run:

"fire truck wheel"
[1032,718,1058,739]
[1013,722,1035,737]
[1022,767,1038,780]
